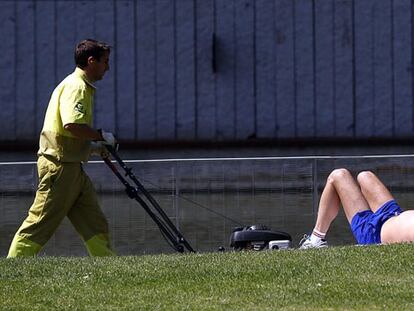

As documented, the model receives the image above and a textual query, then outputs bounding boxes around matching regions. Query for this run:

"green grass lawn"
[1,244,414,310]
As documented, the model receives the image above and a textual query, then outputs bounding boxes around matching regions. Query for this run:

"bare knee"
[357,170,375,186]
[327,168,352,185]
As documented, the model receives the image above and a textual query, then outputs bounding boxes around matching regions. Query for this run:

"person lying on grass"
[300,168,414,249]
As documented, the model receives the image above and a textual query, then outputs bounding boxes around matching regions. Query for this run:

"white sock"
[310,228,326,244]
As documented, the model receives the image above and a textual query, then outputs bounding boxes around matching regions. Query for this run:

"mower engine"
[229,225,292,251]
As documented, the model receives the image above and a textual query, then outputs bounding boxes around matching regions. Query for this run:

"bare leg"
[313,173,340,233]
[357,171,394,212]
[315,168,371,233]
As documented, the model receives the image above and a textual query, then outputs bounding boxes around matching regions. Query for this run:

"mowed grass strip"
[1,244,414,310]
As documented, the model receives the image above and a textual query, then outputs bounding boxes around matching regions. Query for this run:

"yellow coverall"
[7,68,115,257]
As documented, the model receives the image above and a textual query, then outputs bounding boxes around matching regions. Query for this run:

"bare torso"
[381,210,414,244]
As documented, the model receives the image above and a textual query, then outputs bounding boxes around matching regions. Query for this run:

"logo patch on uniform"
[74,102,85,114]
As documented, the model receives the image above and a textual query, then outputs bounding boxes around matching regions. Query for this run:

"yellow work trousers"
[7,155,115,257]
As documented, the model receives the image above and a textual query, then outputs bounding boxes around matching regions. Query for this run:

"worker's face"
[88,51,110,81]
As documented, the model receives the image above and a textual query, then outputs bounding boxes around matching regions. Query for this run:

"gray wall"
[2,155,414,255]
[0,0,413,144]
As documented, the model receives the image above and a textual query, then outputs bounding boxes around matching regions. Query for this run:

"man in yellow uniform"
[8,39,116,257]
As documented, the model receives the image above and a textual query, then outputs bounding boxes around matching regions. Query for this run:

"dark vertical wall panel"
[1,0,414,144]
[334,0,354,137]
[255,0,276,138]
[196,0,215,139]
[354,0,375,137]
[94,0,116,133]
[155,0,175,139]
[16,1,36,140]
[116,0,136,140]
[76,1,95,39]
[294,0,315,137]
[235,0,255,139]
[0,1,16,141]
[314,0,334,137]
[373,0,393,137]
[275,0,295,138]
[35,1,56,134]
[215,0,235,140]
[136,0,156,140]
[56,1,76,82]
[393,0,413,136]
[175,0,196,140]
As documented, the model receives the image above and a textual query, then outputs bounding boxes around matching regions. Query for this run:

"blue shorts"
[350,200,403,244]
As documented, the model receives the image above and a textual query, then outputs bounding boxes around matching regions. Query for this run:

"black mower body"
[230,225,292,251]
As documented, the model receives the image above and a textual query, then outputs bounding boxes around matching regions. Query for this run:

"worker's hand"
[99,129,117,146]
[90,141,110,158]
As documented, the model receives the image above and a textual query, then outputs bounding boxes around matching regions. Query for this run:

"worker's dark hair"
[75,39,111,69]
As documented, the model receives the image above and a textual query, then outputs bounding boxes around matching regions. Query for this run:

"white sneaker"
[299,234,328,249]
